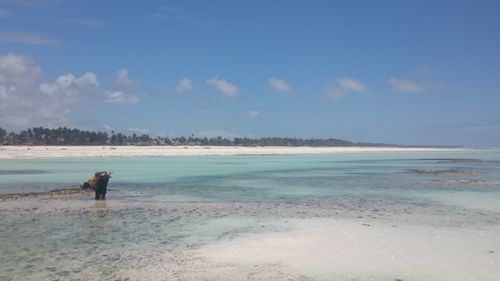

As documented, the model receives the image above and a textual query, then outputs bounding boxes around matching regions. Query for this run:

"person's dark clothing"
[95,176,110,200]
[81,182,90,190]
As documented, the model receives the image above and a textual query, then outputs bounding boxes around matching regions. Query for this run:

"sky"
[0,0,499,147]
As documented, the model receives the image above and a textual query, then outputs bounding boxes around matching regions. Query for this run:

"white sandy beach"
[0,145,463,159]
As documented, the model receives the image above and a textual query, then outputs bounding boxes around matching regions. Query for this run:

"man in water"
[95,172,111,200]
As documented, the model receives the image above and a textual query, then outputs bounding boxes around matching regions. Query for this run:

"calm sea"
[1,149,499,280]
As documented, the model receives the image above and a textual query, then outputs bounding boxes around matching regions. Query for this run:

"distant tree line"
[0,126,416,147]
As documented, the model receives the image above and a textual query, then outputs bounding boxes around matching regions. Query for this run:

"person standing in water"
[95,172,111,200]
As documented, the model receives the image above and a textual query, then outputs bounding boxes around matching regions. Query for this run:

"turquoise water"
[1,150,500,208]
[1,149,500,280]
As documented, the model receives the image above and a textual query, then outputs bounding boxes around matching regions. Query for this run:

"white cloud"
[196,129,239,140]
[325,77,367,100]
[205,76,239,98]
[128,128,150,135]
[114,68,134,87]
[387,77,423,93]
[105,68,140,104]
[0,53,99,130]
[387,73,444,93]
[0,53,41,89]
[104,90,139,105]
[247,110,260,118]
[175,77,194,94]
[337,78,367,92]
[39,72,98,105]
[268,77,292,94]
[387,69,444,93]
[0,9,11,18]
[0,31,59,46]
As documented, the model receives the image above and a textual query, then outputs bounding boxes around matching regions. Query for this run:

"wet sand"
[0,188,82,202]
[1,189,499,281]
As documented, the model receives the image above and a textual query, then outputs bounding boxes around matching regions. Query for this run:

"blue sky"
[0,0,499,146]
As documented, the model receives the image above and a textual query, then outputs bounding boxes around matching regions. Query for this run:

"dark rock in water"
[489,250,495,254]
[395,279,403,281]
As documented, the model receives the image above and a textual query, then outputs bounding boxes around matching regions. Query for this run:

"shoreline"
[0,145,466,159]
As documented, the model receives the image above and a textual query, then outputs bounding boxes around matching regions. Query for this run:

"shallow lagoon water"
[1,149,500,280]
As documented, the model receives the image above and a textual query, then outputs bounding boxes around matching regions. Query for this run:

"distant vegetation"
[0,126,446,147]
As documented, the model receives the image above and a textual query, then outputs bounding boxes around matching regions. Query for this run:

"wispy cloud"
[175,77,194,94]
[387,77,424,93]
[60,18,108,28]
[158,5,179,12]
[152,6,224,29]
[268,77,293,94]
[104,68,142,104]
[0,9,11,18]
[201,21,224,28]
[114,69,135,87]
[0,31,59,46]
[104,90,139,105]
[325,77,367,100]
[152,13,167,19]
[0,0,59,8]
[128,128,149,135]
[205,76,239,98]
[151,5,184,21]
[247,110,260,118]
[387,69,443,93]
